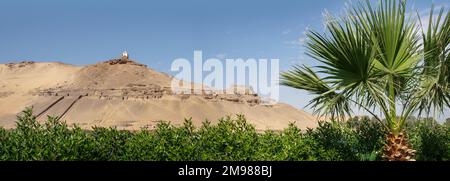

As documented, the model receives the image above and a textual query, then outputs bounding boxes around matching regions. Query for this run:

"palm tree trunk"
[383,132,416,161]
[388,75,397,132]
[382,75,416,161]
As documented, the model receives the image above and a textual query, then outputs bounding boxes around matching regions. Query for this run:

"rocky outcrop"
[33,83,262,106]
[5,61,35,68]
[104,58,146,67]
[0,59,318,131]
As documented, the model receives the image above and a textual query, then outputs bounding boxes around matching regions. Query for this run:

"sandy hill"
[0,58,318,131]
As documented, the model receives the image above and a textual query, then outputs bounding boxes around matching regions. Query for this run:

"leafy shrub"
[0,108,447,161]
[346,117,386,161]
[445,118,450,127]
[304,117,385,161]
[407,119,450,161]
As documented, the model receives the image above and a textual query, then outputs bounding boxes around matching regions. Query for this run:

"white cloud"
[282,29,291,35]
[288,55,307,65]
[417,5,448,34]
[215,53,227,59]
[284,36,306,48]
[298,37,306,43]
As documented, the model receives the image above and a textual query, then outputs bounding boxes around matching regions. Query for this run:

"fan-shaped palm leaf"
[415,6,450,116]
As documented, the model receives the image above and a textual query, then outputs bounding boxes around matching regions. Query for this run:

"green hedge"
[0,108,448,161]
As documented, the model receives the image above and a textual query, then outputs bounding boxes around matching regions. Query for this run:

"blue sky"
[1,0,449,120]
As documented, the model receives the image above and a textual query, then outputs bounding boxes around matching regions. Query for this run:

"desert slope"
[0,59,318,130]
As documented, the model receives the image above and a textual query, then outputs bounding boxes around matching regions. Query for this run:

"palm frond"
[305,12,375,88]
[282,0,449,133]
[280,65,352,120]
[415,6,450,116]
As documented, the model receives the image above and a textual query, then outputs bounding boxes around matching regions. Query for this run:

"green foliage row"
[0,108,448,161]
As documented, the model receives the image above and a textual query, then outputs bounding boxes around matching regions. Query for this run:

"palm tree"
[281,0,449,161]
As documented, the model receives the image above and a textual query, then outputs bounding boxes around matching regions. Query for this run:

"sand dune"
[0,59,318,131]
